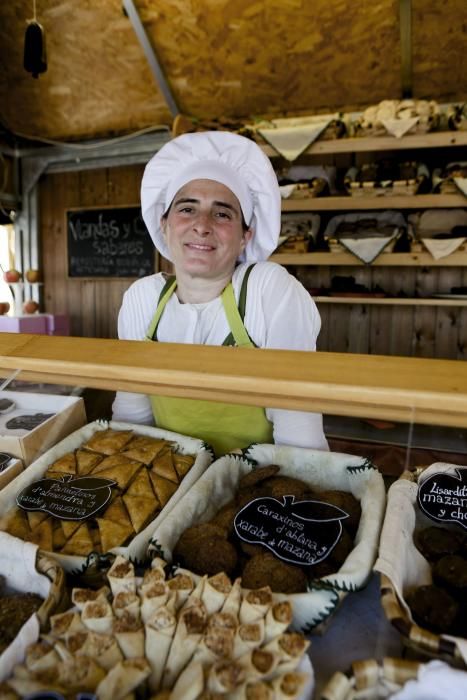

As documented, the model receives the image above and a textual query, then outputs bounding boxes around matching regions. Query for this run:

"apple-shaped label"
[234,494,349,566]
[6,413,54,431]
[418,467,467,530]
[17,475,116,520]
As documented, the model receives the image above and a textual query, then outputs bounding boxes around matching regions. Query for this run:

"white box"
[0,391,87,465]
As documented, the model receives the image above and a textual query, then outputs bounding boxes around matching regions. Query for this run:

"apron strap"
[146,275,177,341]
[221,264,256,347]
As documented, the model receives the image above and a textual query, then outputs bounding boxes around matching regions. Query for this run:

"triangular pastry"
[27,510,49,530]
[76,448,103,475]
[122,494,158,533]
[29,518,53,551]
[3,507,30,539]
[96,517,134,553]
[102,496,130,524]
[91,453,138,474]
[83,428,134,455]
[91,461,142,491]
[121,436,170,464]
[61,519,82,541]
[52,522,66,551]
[61,522,95,556]
[49,451,77,475]
[173,454,195,480]
[125,467,155,498]
[151,451,179,484]
[149,473,178,507]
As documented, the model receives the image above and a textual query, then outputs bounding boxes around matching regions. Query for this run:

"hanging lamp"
[23,0,47,78]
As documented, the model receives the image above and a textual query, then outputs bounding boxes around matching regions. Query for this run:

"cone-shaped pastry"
[170,659,205,700]
[107,556,137,596]
[49,610,85,639]
[239,587,273,624]
[270,672,309,698]
[167,572,195,609]
[202,572,232,616]
[112,590,141,620]
[263,633,309,674]
[71,586,110,611]
[206,659,246,694]
[81,600,114,634]
[114,610,145,659]
[140,581,170,623]
[162,600,208,689]
[95,657,151,700]
[233,620,265,659]
[67,630,123,671]
[264,601,293,643]
[145,605,177,692]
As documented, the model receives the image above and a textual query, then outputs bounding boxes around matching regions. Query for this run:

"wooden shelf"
[262,131,467,157]
[270,251,467,266]
[281,194,466,212]
[0,333,466,428]
[312,296,467,307]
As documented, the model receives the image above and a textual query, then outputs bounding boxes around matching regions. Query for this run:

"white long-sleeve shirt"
[112,261,329,451]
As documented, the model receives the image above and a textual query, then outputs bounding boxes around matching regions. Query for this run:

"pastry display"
[406,525,467,636]
[172,466,361,594]
[0,428,196,557]
[0,556,311,699]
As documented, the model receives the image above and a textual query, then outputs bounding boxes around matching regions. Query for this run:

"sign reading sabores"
[67,206,155,278]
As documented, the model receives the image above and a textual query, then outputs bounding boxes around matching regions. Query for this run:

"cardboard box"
[0,456,23,490]
[0,391,87,465]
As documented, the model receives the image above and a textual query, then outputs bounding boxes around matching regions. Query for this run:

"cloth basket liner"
[0,532,66,682]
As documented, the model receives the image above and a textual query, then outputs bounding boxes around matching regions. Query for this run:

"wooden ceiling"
[0,0,465,142]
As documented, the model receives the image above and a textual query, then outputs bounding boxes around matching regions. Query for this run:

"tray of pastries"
[0,555,314,699]
[0,421,212,574]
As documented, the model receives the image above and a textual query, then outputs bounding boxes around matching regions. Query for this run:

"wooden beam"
[0,334,466,428]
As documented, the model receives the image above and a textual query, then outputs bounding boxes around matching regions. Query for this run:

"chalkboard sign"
[67,206,155,278]
[418,467,467,530]
[234,495,349,566]
[17,475,116,520]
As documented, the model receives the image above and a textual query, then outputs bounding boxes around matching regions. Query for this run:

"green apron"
[146,266,273,456]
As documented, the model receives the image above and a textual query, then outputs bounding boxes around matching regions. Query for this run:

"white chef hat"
[141,131,281,262]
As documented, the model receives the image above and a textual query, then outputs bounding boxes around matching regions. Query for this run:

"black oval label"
[17,476,116,521]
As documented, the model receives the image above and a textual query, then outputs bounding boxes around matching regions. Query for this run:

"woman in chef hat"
[112,131,328,456]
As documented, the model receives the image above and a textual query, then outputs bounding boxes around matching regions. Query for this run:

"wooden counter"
[0,333,465,428]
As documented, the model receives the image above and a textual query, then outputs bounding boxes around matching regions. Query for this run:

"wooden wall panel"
[39,164,145,339]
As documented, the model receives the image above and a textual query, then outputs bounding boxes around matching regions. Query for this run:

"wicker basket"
[320,657,421,700]
[375,464,467,667]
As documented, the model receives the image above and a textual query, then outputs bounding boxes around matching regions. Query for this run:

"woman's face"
[161,179,253,281]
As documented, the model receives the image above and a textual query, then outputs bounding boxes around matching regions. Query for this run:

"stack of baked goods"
[350,99,440,137]
[0,421,212,572]
[150,444,386,633]
[375,462,467,665]
[0,555,314,699]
